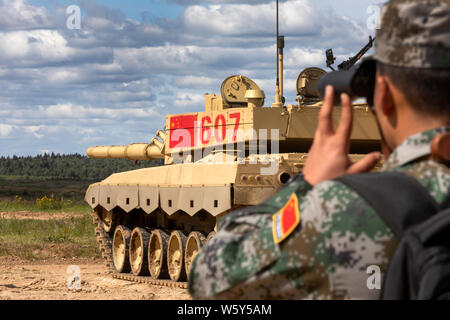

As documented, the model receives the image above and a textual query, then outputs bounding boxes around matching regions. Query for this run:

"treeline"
[0,153,163,181]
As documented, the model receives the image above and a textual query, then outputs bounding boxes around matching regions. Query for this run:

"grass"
[0,175,93,202]
[0,213,100,260]
[0,176,101,261]
[0,197,91,214]
[0,197,99,261]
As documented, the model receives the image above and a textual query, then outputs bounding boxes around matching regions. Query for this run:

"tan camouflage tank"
[85,36,381,287]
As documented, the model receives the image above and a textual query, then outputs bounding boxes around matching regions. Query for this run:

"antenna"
[276,0,279,88]
[273,0,284,107]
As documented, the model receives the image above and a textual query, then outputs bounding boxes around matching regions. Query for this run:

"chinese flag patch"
[169,115,197,148]
[272,193,301,244]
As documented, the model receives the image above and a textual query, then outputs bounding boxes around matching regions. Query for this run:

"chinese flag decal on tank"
[169,115,198,148]
[272,193,301,244]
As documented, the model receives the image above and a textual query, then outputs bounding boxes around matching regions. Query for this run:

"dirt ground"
[0,210,191,300]
[0,256,191,300]
[0,210,85,220]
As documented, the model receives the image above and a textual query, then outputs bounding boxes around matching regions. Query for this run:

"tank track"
[92,213,188,289]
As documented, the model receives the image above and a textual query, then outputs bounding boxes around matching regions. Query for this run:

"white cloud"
[174,76,218,89]
[173,93,205,109]
[25,125,44,139]
[171,0,276,4]
[182,1,318,36]
[0,124,13,138]
[0,0,54,30]
[0,29,113,68]
[285,48,325,68]
[40,103,159,120]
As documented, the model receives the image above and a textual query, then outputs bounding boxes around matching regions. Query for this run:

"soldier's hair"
[377,62,450,119]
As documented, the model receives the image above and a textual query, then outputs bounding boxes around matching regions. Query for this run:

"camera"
[318,58,377,106]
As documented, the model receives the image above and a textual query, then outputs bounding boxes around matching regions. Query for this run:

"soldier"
[188,0,450,299]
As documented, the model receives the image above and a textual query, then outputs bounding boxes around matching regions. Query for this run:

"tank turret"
[87,74,380,164]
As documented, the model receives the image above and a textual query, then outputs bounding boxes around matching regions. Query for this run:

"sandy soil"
[0,257,191,300]
[0,211,84,220]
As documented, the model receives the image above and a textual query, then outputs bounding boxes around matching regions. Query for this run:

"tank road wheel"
[185,231,206,276]
[112,225,131,273]
[101,208,117,234]
[129,227,150,276]
[167,230,187,282]
[148,229,169,279]
[206,231,216,244]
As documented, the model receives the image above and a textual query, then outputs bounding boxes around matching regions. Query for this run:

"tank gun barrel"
[87,130,165,160]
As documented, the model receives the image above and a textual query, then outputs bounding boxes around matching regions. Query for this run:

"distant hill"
[0,153,163,181]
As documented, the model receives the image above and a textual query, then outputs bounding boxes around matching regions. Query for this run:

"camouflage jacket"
[188,127,450,300]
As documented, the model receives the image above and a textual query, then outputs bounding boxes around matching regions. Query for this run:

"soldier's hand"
[303,85,381,186]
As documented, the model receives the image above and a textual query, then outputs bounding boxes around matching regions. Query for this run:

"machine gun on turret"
[326,36,376,71]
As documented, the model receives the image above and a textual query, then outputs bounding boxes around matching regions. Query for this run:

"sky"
[0,0,386,157]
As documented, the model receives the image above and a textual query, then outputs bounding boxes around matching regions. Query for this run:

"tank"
[85,65,381,287]
[85,11,380,285]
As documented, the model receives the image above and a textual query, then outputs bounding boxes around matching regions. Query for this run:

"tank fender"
[85,184,100,209]
[138,186,159,214]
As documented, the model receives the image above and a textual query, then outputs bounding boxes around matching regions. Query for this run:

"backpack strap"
[336,172,441,237]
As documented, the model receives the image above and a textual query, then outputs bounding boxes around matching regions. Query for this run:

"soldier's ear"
[375,75,395,117]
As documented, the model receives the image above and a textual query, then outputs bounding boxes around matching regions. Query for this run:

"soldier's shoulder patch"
[272,193,301,244]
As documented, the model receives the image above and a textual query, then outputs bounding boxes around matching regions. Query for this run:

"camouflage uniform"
[189,127,450,299]
[188,0,450,299]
